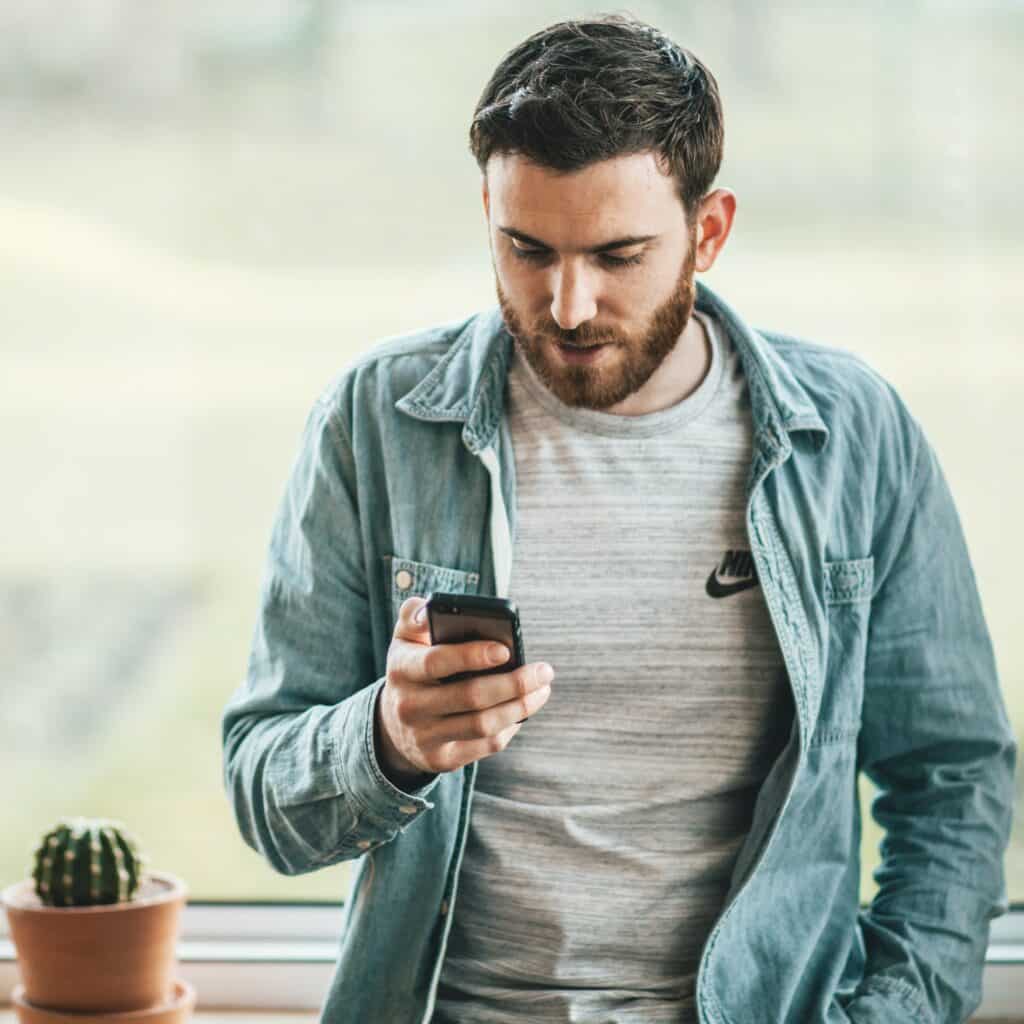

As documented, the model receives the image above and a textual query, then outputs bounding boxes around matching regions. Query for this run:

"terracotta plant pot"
[11,978,196,1023]
[2,871,187,1014]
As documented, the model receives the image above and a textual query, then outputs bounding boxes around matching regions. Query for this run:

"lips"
[554,340,610,364]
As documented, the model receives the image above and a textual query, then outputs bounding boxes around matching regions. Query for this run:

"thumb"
[396,596,432,641]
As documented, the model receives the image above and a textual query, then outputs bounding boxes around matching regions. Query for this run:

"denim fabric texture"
[221,280,1017,1024]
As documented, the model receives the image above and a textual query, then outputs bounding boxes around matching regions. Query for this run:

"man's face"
[483,151,698,410]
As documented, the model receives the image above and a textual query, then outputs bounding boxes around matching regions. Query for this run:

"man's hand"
[375,595,554,787]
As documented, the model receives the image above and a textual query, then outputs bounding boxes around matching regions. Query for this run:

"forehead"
[486,151,686,243]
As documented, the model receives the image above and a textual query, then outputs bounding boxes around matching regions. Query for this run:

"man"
[221,14,1016,1024]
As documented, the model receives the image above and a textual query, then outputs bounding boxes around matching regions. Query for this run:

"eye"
[511,245,550,264]
[599,252,644,269]
[508,240,645,269]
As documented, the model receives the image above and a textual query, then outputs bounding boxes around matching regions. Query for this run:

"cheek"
[495,255,546,305]
[648,251,687,295]
[614,265,682,322]
[601,274,665,321]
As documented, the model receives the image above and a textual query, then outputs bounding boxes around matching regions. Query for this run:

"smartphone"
[425,592,528,722]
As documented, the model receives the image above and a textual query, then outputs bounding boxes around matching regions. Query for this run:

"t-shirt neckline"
[510,308,725,439]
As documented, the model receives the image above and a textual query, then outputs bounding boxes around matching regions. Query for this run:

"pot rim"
[1,870,187,914]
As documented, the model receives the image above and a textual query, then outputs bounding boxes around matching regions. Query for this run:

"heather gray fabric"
[434,311,793,1022]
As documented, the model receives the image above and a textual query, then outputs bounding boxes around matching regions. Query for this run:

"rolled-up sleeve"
[220,396,438,877]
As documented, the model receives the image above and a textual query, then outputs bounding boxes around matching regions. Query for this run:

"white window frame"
[2,903,1022,1014]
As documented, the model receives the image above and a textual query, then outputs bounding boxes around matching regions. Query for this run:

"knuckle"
[469,711,490,739]
[422,647,442,680]
[466,685,488,712]
[516,671,531,697]
[435,743,459,773]
[387,640,418,684]
[486,733,504,753]
[393,693,414,721]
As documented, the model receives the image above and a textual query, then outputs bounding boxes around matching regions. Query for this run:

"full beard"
[496,239,697,411]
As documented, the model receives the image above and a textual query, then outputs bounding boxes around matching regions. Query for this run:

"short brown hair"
[469,14,724,220]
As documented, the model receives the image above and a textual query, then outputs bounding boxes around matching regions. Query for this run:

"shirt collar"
[396,280,830,461]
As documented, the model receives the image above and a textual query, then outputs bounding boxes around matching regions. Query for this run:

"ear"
[482,175,490,220]
[693,188,737,273]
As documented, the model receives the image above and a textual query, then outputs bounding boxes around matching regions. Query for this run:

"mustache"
[530,321,619,346]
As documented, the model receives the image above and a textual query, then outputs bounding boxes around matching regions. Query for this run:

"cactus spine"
[30,817,148,907]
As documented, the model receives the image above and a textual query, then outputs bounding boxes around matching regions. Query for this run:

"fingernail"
[539,663,554,684]
[414,605,427,624]
[487,644,509,664]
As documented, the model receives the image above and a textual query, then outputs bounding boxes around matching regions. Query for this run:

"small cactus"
[30,817,148,907]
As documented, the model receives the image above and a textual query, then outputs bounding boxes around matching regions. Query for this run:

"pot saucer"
[11,979,195,1023]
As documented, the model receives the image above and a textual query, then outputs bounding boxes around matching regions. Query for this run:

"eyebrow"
[497,226,659,254]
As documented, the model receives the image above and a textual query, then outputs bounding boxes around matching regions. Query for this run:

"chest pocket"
[383,554,481,625]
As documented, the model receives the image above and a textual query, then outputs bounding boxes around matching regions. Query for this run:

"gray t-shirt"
[433,310,793,1023]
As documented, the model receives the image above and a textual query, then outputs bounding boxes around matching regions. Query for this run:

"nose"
[550,260,598,331]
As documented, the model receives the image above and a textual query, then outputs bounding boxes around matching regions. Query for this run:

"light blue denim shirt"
[221,280,1016,1024]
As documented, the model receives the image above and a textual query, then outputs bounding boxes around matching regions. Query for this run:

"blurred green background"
[1,0,1020,909]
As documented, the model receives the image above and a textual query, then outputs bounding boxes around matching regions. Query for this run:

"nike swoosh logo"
[706,570,759,598]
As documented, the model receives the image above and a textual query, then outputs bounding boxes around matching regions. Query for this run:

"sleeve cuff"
[840,976,929,1024]
[339,677,440,831]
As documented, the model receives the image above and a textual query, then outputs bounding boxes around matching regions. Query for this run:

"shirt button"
[395,570,413,590]
[399,804,418,815]
[357,839,372,850]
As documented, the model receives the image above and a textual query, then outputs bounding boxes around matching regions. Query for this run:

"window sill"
[0,1015,318,1023]
[2,903,1022,1015]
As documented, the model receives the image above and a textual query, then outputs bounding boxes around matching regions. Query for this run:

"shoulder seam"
[314,328,463,412]
[757,329,865,363]
[314,393,353,460]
